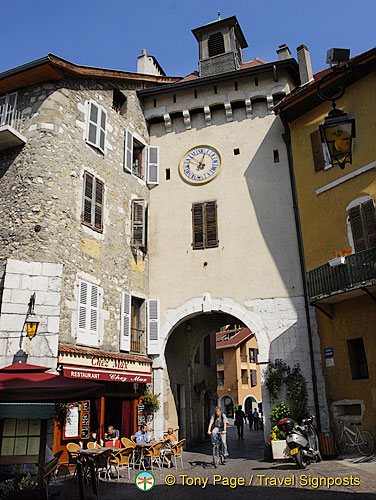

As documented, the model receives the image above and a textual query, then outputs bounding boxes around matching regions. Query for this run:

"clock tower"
[192,15,248,77]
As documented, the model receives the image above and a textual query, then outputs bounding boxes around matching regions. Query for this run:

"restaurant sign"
[63,366,152,383]
[59,351,151,374]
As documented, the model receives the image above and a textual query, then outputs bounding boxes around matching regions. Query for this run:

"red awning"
[0,363,104,402]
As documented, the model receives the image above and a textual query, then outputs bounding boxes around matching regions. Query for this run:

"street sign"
[324,347,334,358]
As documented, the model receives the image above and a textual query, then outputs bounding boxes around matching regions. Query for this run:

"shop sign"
[324,347,334,358]
[63,366,151,383]
[59,352,151,374]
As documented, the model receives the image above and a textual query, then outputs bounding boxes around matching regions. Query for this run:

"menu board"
[1,437,15,456]
[29,420,41,435]
[0,419,42,461]
[27,437,40,456]
[83,401,90,412]
[64,407,80,438]
[14,437,28,456]
[81,427,89,438]
[16,420,29,437]
[3,419,16,437]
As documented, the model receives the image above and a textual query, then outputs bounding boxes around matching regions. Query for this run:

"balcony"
[307,247,376,302]
[130,328,146,354]
[0,103,27,150]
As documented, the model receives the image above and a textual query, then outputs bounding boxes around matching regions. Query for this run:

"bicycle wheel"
[220,444,225,465]
[213,446,220,468]
[357,431,374,456]
[335,432,348,455]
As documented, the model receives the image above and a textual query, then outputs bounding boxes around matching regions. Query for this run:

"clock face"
[179,146,222,185]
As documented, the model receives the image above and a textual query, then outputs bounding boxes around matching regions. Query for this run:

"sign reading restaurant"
[59,350,151,375]
[63,366,151,383]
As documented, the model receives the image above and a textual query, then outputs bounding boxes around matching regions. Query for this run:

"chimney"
[137,49,165,76]
[276,44,291,61]
[297,44,314,85]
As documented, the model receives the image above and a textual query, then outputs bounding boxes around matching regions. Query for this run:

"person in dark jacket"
[247,409,254,430]
[234,405,247,440]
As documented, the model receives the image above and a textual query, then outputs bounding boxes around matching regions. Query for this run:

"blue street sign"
[324,347,334,358]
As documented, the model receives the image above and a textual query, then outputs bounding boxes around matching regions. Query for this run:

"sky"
[1,0,375,78]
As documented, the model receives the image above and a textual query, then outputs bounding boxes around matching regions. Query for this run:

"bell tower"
[192,15,248,77]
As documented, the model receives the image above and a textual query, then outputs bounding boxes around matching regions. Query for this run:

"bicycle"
[212,432,226,468]
[335,420,374,457]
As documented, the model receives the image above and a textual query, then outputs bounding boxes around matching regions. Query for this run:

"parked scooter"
[277,416,322,469]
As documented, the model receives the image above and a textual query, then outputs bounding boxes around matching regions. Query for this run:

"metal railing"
[240,354,248,363]
[130,327,145,354]
[0,103,24,133]
[307,247,376,301]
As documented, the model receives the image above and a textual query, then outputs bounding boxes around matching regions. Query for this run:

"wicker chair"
[66,442,81,477]
[109,447,134,480]
[130,435,136,443]
[95,449,113,481]
[171,439,186,469]
[143,442,164,472]
[121,438,136,466]
[87,442,99,451]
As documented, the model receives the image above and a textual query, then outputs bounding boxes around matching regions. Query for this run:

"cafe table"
[77,448,122,481]
[134,441,156,470]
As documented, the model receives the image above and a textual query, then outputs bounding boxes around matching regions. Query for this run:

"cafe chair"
[95,449,113,481]
[143,442,164,472]
[66,443,81,478]
[121,438,136,466]
[109,447,134,480]
[171,439,186,470]
[42,457,60,500]
[130,435,136,443]
[87,442,97,451]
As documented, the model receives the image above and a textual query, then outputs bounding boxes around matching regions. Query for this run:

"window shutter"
[147,146,159,185]
[192,203,205,249]
[94,179,104,231]
[349,205,367,252]
[132,200,146,248]
[250,369,257,387]
[147,299,160,355]
[205,201,218,248]
[83,172,94,225]
[310,130,325,172]
[86,101,99,148]
[124,129,133,173]
[98,108,107,154]
[361,200,376,248]
[120,292,131,351]
[77,280,99,347]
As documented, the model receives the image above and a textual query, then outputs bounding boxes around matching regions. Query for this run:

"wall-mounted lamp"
[25,293,40,340]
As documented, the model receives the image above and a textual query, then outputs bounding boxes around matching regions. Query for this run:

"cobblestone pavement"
[58,423,376,500]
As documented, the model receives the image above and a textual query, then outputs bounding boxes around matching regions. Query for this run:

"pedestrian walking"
[253,408,259,430]
[234,405,247,440]
[247,409,254,430]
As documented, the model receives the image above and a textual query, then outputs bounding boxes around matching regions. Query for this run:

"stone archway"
[219,394,235,418]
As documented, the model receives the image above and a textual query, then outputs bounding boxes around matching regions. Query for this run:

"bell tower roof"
[192,15,248,49]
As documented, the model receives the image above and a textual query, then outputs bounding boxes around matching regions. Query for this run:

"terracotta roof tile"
[59,343,152,364]
[216,328,254,349]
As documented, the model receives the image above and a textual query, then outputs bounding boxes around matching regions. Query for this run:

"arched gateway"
[151,295,271,447]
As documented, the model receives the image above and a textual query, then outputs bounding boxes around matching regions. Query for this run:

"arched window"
[208,32,225,57]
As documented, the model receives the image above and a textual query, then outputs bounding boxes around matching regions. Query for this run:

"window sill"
[81,221,103,234]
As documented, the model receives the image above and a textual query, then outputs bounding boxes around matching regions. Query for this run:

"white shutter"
[98,108,107,154]
[124,129,133,173]
[147,299,160,355]
[120,292,131,351]
[77,280,99,347]
[86,101,100,148]
[147,146,159,185]
[132,200,146,248]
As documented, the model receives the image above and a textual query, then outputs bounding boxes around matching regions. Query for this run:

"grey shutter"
[192,203,204,249]
[250,370,257,387]
[205,201,218,248]
[98,108,107,154]
[310,130,325,171]
[147,299,160,355]
[86,101,99,148]
[361,200,376,249]
[120,292,131,351]
[82,172,94,225]
[124,129,133,173]
[77,280,99,347]
[132,200,146,248]
[349,205,367,252]
[147,146,159,185]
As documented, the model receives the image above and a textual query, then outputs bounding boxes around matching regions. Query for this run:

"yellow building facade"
[277,48,376,439]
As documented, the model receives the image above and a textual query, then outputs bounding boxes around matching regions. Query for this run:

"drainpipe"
[281,119,322,432]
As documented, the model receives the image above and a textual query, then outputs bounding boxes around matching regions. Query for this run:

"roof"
[59,343,152,365]
[192,15,248,49]
[275,47,376,122]
[179,58,266,83]
[0,53,180,95]
[216,327,254,349]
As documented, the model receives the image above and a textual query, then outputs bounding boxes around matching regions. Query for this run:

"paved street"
[57,422,376,499]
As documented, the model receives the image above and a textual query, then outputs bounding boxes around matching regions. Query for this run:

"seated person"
[161,427,177,467]
[135,424,148,443]
[162,427,177,445]
[105,425,120,442]
[87,431,102,448]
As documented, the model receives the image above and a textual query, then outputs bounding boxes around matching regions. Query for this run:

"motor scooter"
[277,416,322,469]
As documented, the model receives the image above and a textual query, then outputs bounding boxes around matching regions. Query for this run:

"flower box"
[271,439,290,459]
[328,256,346,267]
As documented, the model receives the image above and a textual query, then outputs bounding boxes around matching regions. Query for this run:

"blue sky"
[1,0,375,77]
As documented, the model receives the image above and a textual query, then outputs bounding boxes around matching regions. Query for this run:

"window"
[249,348,258,363]
[234,148,240,156]
[349,200,376,252]
[217,371,224,386]
[165,168,171,180]
[203,335,211,366]
[347,338,369,380]
[192,201,218,250]
[86,100,107,154]
[77,280,99,347]
[273,149,279,163]
[82,172,104,232]
[0,92,17,126]
[241,369,248,385]
[120,293,146,354]
[0,418,42,458]
[208,32,225,57]
[234,81,238,91]
[112,88,127,114]
[250,369,257,387]
[131,200,146,249]
[124,129,159,184]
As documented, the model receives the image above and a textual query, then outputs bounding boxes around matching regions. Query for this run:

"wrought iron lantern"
[319,108,355,169]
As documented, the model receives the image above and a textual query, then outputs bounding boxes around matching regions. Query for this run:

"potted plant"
[140,392,160,422]
[268,402,291,459]
[328,250,352,267]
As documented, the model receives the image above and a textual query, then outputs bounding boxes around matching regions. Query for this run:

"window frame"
[85,99,107,155]
[348,198,376,252]
[77,279,99,347]
[131,199,147,250]
[81,171,104,233]
[347,337,369,380]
